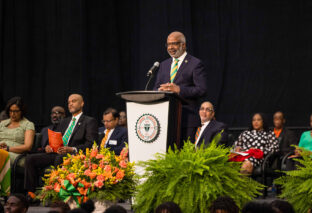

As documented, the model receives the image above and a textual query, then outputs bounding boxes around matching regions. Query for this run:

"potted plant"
[40,143,136,208]
[133,140,263,213]
[275,148,312,213]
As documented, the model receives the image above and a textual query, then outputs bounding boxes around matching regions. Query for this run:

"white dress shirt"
[171,51,187,71]
[64,112,83,143]
[195,120,210,146]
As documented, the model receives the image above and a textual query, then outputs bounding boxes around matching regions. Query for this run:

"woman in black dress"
[234,113,279,174]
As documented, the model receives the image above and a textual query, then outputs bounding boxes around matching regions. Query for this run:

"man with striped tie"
[153,31,208,145]
[195,101,228,148]
[24,94,98,201]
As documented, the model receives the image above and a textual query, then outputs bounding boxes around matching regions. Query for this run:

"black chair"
[11,133,42,193]
[251,151,282,198]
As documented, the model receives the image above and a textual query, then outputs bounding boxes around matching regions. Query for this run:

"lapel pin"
[185,60,188,63]
[78,122,81,126]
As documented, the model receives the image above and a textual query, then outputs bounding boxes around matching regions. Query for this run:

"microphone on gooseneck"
[147,61,160,76]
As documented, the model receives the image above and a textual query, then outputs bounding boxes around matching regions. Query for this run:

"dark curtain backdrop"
[1,0,312,129]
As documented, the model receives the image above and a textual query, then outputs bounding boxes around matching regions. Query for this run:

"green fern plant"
[133,135,263,213]
[274,149,312,213]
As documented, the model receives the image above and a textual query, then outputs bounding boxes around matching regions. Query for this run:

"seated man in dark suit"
[153,31,208,145]
[273,111,297,156]
[38,106,66,151]
[24,94,98,199]
[99,108,127,155]
[195,101,228,148]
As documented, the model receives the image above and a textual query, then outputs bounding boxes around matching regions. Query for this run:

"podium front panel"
[127,101,169,164]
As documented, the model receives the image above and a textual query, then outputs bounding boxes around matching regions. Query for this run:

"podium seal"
[135,113,160,143]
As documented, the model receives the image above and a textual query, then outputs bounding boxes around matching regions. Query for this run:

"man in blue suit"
[99,108,128,155]
[153,31,208,144]
[195,101,228,148]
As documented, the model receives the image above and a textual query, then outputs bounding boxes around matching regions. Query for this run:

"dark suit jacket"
[196,120,228,148]
[153,53,208,127]
[277,128,298,155]
[56,114,98,151]
[98,126,128,155]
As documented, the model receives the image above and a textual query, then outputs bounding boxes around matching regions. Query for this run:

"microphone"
[147,61,160,76]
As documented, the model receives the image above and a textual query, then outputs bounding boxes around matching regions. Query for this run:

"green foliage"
[275,149,312,213]
[133,137,263,213]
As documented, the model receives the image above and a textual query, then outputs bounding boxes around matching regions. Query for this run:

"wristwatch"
[6,146,10,152]
[72,147,77,154]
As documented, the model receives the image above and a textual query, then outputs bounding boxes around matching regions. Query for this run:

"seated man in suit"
[195,101,228,148]
[24,94,98,200]
[153,31,208,145]
[273,111,297,156]
[38,106,66,151]
[99,108,127,155]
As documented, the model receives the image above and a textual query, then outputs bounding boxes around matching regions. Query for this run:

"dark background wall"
[1,0,312,129]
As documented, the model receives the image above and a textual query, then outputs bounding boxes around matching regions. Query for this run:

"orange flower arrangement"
[40,143,136,206]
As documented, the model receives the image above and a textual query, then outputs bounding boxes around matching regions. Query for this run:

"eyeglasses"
[51,111,64,115]
[102,119,115,124]
[199,107,214,112]
[165,42,182,47]
[9,110,21,114]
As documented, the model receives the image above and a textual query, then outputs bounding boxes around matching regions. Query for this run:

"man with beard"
[38,106,66,151]
[153,31,208,145]
[24,94,98,201]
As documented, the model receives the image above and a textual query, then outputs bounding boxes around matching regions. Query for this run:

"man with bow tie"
[24,94,98,200]
[153,31,208,145]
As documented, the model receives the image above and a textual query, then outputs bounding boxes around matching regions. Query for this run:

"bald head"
[167,31,186,58]
[67,94,84,116]
[199,101,215,123]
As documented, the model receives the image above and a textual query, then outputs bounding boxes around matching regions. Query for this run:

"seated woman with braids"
[232,113,279,174]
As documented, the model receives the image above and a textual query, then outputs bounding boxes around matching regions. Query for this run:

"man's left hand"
[159,82,180,94]
[57,146,74,154]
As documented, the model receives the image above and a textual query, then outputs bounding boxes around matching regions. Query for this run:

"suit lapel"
[197,120,215,147]
[164,59,172,82]
[173,54,190,83]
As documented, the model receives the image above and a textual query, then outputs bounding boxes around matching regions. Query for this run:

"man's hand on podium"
[159,82,180,94]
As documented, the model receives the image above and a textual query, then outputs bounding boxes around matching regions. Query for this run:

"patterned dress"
[234,130,279,167]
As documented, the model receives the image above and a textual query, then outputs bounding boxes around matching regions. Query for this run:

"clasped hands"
[45,145,74,154]
[158,82,180,94]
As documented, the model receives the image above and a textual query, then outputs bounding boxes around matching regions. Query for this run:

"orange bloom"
[63,158,71,165]
[97,174,105,182]
[67,173,76,185]
[119,160,127,168]
[54,182,61,193]
[77,187,88,196]
[84,169,91,176]
[113,167,119,174]
[104,165,111,172]
[96,154,104,159]
[92,164,98,170]
[89,172,97,179]
[90,149,98,158]
[80,179,91,189]
[116,170,125,180]
[94,180,104,188]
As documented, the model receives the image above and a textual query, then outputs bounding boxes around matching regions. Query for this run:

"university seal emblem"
[135,113,160,143]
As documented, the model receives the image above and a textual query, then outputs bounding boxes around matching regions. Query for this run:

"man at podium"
[153,31,208,144]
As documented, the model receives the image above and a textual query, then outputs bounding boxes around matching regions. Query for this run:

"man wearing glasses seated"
[38,106,66,151]
[195,101,228,148]
[99,108,128,155]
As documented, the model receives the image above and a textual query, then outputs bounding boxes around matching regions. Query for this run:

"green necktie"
[62,117,76,146]
[170,59,179,82]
